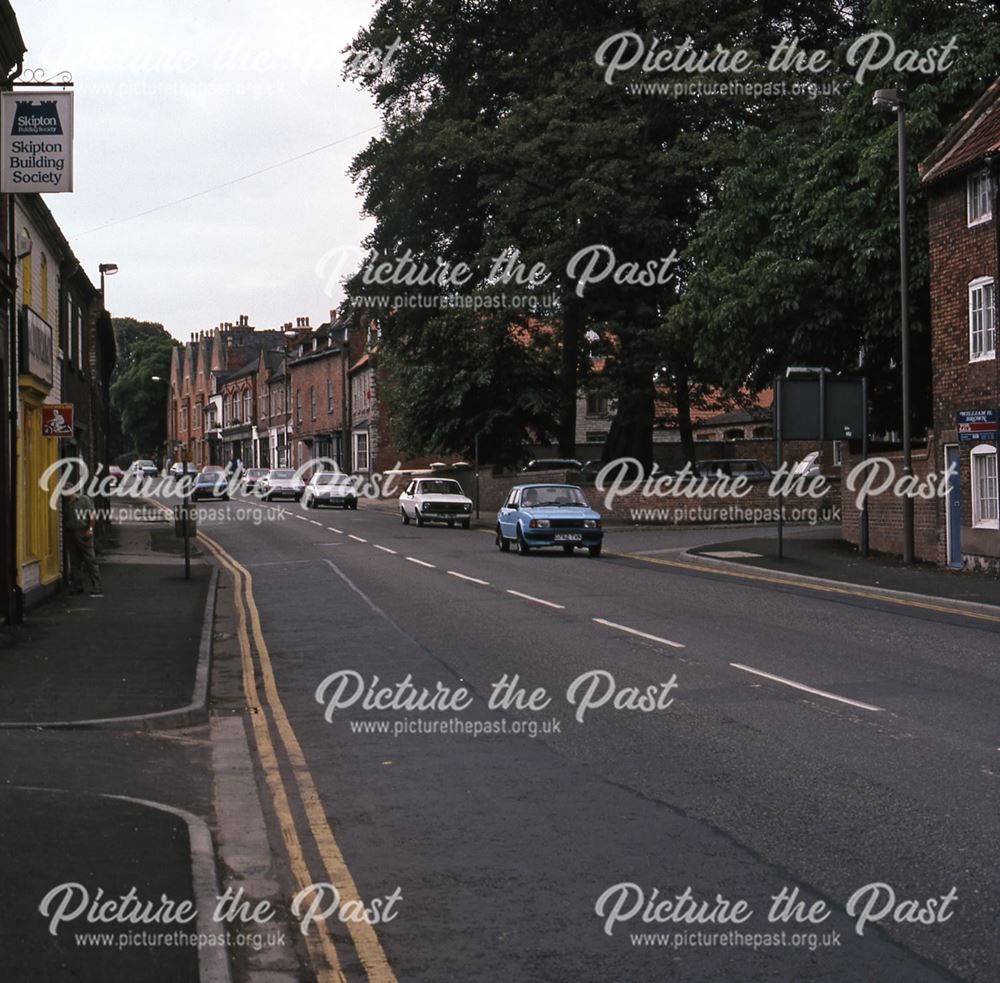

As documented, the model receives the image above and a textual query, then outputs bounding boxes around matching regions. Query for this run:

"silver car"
[304,472,358,509]
[259,468,305,501]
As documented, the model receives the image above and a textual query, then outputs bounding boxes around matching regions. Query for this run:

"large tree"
[672,0,1000,435]
[109,318,177,460]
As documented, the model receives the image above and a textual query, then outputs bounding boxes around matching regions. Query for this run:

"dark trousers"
[67,530,103,592]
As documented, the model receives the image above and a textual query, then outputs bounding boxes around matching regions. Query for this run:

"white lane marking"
[348,534,368,543]
[506,589,564,610]
[592,618,685,649]
[448,570,490,586]
[730,663,885,713]
[327,526,342,533]
[310,520,322,526]
[374,545,397,554]
[294,514,309,521]
[406,557,436,569]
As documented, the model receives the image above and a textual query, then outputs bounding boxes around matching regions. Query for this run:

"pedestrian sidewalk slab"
[685,533,1000,607]
[0,523,215,727]
[0,786,207,983]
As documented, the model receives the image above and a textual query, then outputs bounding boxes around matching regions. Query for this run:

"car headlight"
[584,519,597,529]
[530,519,550,529]
[463,503,471,511]
[422,501,432,510]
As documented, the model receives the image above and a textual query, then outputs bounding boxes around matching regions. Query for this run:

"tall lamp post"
[98,262,118,300]
[873,87,914,564]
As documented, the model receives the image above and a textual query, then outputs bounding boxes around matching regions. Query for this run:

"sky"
[13,0,381,341]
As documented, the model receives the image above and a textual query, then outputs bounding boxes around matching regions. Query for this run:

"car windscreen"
[315,474,351,485]
[521,486,587,507]
[270,470,295,479]
[419,480,462,495]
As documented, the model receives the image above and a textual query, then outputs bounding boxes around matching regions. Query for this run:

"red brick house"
[919,79,1000,569]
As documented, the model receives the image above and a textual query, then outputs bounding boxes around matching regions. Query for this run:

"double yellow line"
[199,529,399,983]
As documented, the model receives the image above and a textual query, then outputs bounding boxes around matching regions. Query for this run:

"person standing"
[63,490,103,597]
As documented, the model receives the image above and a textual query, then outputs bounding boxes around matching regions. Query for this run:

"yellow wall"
[17,380,61,590]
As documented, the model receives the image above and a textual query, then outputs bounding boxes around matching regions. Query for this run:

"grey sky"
[14,0,380,341]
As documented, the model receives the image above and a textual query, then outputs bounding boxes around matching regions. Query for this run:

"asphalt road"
[193,493,1000,982]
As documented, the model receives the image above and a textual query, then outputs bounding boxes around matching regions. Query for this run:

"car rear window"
[270,470,295,479]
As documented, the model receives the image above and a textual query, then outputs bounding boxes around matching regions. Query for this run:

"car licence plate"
[554,533,582,542]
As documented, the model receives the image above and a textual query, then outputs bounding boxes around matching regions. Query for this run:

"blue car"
[496,483,603,557]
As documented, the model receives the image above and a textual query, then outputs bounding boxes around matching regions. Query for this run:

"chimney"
[329,308,337,323]
[239,314,248,326]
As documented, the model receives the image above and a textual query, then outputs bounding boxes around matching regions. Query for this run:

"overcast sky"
[14,0,380,341]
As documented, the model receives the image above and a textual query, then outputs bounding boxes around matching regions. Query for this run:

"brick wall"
[839,438,944,564]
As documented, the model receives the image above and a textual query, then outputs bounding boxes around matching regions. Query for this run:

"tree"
[672,0,1000,435]
[109,318,177,459]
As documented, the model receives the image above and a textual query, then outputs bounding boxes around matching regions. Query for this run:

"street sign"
[778,375,865,440]
[957,409,997,442]
[1,90,74,193]
[41,404,74,437]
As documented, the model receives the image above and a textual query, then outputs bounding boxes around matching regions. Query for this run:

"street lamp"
[873,87,913,564]
[98,262,118,301]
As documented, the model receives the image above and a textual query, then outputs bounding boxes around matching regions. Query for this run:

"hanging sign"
[1,90,74,192]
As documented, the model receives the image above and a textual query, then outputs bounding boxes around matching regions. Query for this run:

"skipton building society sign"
[1,91,74,193]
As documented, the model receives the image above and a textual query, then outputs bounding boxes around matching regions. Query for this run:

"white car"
[304,472,358,509]
[399,478,473,528]
[258,468,305,501]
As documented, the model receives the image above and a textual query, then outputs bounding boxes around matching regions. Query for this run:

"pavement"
[684,531,1000,607]
[0,506,228,983]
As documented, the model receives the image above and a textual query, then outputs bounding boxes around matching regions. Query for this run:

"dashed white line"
[348,534,368,543]
[309,520,322,526]
[730,662,885,713]
[374,545,397,554]
[506,589,564,610]
[327,527,342,534]
[294,514,309,521]
[406,557,436,569]
[592,618,685,649]
[447,571,490,586]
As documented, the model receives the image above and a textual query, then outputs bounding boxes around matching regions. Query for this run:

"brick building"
[167,316,283,467]
[843,80,999,569]
[920,79,999,569]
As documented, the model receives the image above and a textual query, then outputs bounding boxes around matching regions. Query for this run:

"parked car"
[520,458,583,473]
[496,483,603,557]
[399,478,473,528]
[240,467,269,492]
[168,461,198,479]
[132,459,158,478]
[105,464,124,487]
[692,459,771,480]
[304,472,358,509]
[191,469,230,501]
[258,468,305,501]
[790,451,821,478]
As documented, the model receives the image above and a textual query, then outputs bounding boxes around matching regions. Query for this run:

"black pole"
[775,376,783,559]
[474,432,480,519]
[897,97,914,564]
[860,377,869,558]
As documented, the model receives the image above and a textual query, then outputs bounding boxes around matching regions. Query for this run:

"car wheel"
[304,495,312,508]
[588,543,602,558]
[461,519,470,530]
[415,511,425,527]
[562,544,574,555]
[447,520,454,528]
[517,528,531,555]
[496,527,510,552]
[350,501,358,510]
[401,508,409,525]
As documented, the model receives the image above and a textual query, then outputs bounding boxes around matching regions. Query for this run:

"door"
[498,489,520,537]
[945,444,961,568]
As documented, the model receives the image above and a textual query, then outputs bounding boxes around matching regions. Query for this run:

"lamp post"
[873,87,913,564]
[98,262,118,301]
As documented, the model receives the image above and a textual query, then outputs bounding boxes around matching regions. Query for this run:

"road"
[189,491,1000,982]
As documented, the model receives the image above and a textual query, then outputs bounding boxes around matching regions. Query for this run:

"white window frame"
[353,431,370,472]
[832,440,843,467]
[969,277,996,362]
[971,443,998,530]
[967,170,993,227]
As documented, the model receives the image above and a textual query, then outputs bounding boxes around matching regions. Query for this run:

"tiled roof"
[920,78,1000,185]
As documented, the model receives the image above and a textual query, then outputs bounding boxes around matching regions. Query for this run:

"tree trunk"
[558,298,582,457]
[671,358,696,464]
